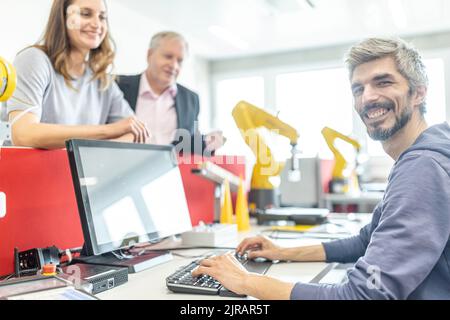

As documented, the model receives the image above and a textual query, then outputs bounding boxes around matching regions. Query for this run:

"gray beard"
[367,106,413,141]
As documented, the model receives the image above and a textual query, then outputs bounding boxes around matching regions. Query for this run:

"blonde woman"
[6,0,149,149]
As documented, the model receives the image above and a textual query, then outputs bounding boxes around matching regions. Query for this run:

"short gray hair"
[346,37,428,115]
[149,31,189,53]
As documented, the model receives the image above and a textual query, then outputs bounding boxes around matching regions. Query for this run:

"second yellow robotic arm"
[322,126,361,194]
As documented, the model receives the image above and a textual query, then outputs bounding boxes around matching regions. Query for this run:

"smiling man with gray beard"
[192,37,450,300]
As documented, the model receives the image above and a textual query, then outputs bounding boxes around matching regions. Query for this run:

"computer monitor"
[66,140,193,272]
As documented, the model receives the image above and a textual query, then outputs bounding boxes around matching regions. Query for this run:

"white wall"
[1,0,52,61]
[0,0,211,130]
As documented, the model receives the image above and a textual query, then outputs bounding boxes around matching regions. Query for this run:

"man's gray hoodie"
[291,122,450,300]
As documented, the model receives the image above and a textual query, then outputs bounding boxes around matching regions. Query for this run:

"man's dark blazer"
[117,74,206,154]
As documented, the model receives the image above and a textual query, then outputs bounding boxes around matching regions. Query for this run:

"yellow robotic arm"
[233,101,299,146]
[1,57,37,142]
[1,57,17,141]
[232,101,299,211]
[322,126,361,194]
[0,57,17,102]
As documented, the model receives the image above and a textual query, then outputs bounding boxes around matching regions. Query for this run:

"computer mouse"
[250,256,281,264]
[235,252,278,264]
[250,257,269,263]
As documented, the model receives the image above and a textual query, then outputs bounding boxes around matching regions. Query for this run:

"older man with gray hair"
[118,31,225,154]
[192,37,450,300]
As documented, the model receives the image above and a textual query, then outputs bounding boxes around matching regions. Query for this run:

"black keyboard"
[166,255,272,298]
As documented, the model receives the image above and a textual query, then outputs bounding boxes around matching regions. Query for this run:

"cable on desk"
[171,252,216,259]
[109,250,136,260]
[128,246,237,258]
[0,273,15,282]
[260,229,297,240]
[326,221,349,229]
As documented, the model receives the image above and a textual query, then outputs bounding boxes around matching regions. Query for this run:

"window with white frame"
[276,68,354,159]
[214,76,265,158]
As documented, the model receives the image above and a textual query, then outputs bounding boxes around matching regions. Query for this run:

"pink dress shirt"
[135,73,178,145]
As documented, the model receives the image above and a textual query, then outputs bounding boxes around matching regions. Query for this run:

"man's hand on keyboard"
[191,252,249,296]
[236,235,283,261]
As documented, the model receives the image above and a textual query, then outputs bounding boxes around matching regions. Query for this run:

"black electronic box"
[61,263,128,295]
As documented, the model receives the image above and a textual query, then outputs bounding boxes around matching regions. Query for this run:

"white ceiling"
[118,0,450,60]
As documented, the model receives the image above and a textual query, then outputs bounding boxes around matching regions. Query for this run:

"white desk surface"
[98,215,371,300]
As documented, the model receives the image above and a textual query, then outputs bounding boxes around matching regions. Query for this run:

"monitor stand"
[74,250,173,274]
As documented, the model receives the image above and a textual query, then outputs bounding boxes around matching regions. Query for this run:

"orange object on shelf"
[42,264,57,276]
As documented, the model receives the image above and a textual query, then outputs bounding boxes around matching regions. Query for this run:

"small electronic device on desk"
[15,246,60,277]
[60,264,128,295]
[0,275,97,300]
[181,223,238,247]
[257,207,330,225]
[66,140,193,274]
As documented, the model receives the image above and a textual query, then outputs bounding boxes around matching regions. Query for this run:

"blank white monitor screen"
[67,140,192,256]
